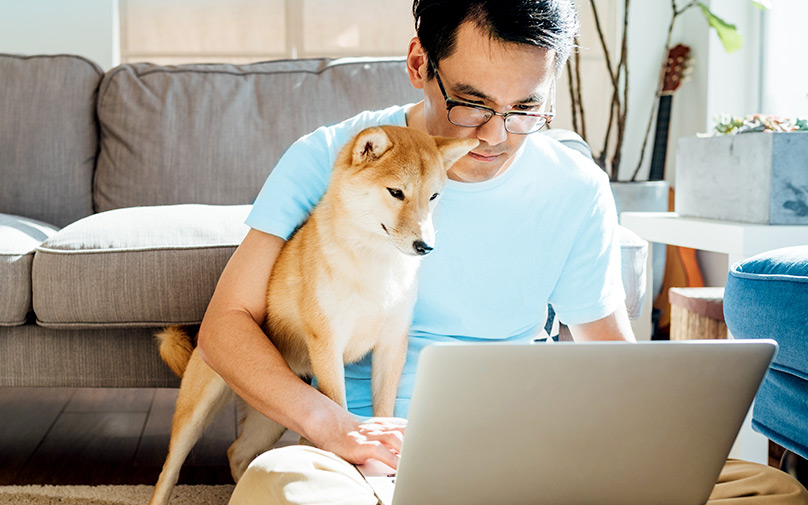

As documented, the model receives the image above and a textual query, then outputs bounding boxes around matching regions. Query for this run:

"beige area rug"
[0,485,235,505]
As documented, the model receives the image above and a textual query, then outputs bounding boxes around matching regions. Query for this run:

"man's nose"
[476,115,508,146]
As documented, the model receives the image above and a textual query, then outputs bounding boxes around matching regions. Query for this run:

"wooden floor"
[1,387,787,488]
[0,387,239,486]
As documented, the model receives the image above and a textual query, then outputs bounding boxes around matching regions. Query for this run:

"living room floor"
[0,387,241,485]
[2,387,787,487]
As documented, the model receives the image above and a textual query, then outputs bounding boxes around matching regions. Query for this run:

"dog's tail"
[155,325,198,378]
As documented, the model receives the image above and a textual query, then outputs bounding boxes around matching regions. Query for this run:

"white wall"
[0,0,119,69]
[760,0,808,118]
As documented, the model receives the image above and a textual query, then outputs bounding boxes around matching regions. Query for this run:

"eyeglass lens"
[448,106,549,134]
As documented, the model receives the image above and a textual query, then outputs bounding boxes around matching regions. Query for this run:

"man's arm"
[567,305,636,342]
[196,229,404,468]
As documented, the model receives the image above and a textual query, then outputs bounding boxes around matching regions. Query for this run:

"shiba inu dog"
[147,125,478,505]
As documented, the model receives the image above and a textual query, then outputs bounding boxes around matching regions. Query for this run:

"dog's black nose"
[413,240,433,256]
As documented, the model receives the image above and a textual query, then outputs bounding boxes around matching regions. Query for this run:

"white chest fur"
[315,241,420,364]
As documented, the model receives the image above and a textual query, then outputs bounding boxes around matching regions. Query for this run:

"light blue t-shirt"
[246,104,625,418]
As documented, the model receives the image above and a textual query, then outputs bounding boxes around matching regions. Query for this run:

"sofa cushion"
[94,57,422,212]
[0,54,102,227]
[750,368,808,459]
[724,245,808,379]
[723,246,808,459]
[0,214,60,326]
[32,205,250,328]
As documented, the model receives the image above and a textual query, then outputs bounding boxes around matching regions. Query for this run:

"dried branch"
[610,0,630,179]
[573,46,587,142]
[566,59,580,134]
[596,67,619,172]
[588,0,619,90]
[588,0,620,175]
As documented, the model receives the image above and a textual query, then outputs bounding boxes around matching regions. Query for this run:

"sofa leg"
[780,450,808,488]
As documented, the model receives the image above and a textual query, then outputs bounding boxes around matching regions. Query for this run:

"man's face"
[408,21,556,183]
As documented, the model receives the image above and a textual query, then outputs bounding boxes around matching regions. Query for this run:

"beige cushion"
[0,54,102,227]
[0,214,60,326]
[32,205,250,328]
[94,57,422,212]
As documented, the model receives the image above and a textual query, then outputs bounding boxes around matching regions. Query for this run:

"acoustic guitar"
[648,44,705,339]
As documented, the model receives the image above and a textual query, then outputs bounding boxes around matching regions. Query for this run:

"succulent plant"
[710,114,808,136]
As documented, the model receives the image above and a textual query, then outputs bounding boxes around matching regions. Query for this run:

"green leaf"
[751,0,772,10]
[697,2,744,53]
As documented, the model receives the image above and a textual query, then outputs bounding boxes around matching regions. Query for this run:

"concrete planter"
[610,181,669,217]
[675,132,808,224]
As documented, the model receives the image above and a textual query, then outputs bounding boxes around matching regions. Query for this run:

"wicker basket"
[669,287,727,340]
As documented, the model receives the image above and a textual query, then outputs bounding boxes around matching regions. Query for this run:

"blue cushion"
[724,245,808,459]
[724,246,808,379]
[752,369,808,458]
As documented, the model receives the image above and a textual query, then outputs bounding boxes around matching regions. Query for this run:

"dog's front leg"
[371,332,408,418]
[308,335,348,410]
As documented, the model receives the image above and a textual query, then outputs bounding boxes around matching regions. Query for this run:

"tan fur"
[155,326,196,378]
[148,126,477,505]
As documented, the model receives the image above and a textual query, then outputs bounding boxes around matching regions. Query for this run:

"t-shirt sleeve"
[245,128,333,240]
[548,174,626,325]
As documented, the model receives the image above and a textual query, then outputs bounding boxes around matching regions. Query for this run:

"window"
[119,0,414,64]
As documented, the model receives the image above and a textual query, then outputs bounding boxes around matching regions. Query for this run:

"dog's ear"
[434,137,479,169]
[351,127,391,166]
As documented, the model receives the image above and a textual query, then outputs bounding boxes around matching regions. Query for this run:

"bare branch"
[574,46,587,142]
[588,0,619,89]
[566,59,579,134]
[629,94,659,181]
[610,0,630,180]
[596,93,618,172]
[675,0,699,16]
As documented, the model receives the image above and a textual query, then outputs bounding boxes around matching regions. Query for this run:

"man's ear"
[434,137,479,169]
[406,37,428,90]
[351,127,391,166]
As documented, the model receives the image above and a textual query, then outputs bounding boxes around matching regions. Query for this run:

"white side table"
[620,212,808,465]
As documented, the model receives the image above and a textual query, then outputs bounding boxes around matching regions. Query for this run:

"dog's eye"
[430,193,439,201]
[387,188,405,200]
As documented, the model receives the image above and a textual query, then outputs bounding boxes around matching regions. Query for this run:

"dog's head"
[334,125,478,256]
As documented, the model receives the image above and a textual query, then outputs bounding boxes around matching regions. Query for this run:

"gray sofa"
[0,53,647,388]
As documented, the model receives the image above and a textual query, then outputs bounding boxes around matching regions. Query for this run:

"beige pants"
[229,446,808,505]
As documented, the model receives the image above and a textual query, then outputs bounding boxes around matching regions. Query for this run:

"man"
[198,1,808,503]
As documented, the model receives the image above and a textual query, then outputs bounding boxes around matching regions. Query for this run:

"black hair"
[412,0,579,78]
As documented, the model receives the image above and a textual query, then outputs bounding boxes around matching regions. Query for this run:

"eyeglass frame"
[429,59,555,135]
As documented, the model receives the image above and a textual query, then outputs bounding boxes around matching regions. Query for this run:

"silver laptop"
[359,340,777,505]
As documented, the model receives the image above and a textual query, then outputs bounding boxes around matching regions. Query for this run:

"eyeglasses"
[430,60,555,135]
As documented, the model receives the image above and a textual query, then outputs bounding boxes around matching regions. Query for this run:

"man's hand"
[309,411,407,469]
